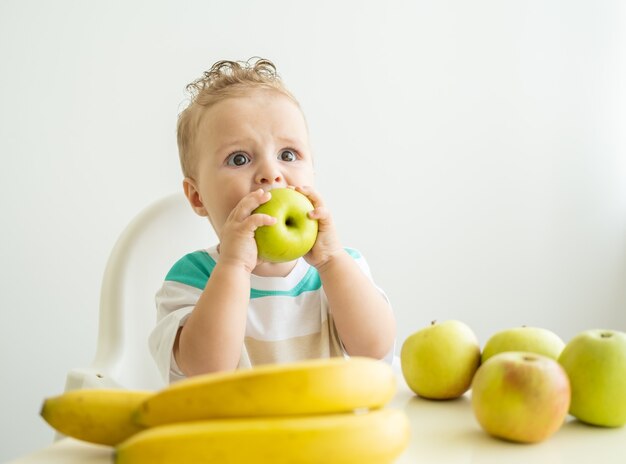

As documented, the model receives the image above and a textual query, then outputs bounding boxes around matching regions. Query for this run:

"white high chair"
[64,192,216,392]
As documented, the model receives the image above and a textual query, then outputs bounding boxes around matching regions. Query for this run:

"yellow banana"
[135,357,396,427]
[116,408,410,464]
[40,389,152,446]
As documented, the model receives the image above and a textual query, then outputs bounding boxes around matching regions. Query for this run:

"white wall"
[1,0,624,460]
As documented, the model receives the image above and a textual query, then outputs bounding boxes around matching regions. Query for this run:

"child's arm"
[174,189,276,375]
[298,187,396,359]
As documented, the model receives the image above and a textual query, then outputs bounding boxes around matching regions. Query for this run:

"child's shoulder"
[164,246,218,289]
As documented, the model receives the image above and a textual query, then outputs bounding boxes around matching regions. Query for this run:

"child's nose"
[256,172,283,185]
[255,161,283,185]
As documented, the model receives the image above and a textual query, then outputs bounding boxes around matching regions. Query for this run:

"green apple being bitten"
[481,326,565,364]
[253,188,318,263]
[471,352,571,443]
[400,320,481,400]
[558,329,626,427]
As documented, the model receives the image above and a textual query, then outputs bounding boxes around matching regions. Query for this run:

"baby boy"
[149,58,396,382]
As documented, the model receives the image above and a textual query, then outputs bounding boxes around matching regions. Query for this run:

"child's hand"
[295,186,344,270]
[218,189,277,272]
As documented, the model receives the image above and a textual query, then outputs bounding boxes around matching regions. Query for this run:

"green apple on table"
[253,188,318,263]
[400,320,481,400]
[471,351,571,443]
[558,329,626,427]
[481,326,565,363]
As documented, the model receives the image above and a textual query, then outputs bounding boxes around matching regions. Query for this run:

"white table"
[11,378,626,463]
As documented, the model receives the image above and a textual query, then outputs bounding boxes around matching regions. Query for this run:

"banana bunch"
[40,389,151,446]
[117,409,409,464]
[40,357,410,463]
[135,356,397,426]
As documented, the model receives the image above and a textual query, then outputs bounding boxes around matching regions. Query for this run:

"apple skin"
[253,188,318,263]
[482,326,565,364]
[400,320,481,400]
[471,351,571,443]
[558,329,626,427]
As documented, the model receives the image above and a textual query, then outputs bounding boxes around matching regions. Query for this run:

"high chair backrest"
[64,192,216,392]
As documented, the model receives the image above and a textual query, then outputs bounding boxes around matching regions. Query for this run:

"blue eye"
[227,152,250,166]
[279,150,297,162]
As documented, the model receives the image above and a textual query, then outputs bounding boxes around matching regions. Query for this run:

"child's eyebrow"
[215,136,304,154]
[215,139,249,154]
[276,136,304,147]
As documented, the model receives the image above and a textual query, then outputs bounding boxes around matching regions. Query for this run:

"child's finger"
[242,213,276,231]
[231,189,272,222]
[295,185,324,209]
[308,206,330,221]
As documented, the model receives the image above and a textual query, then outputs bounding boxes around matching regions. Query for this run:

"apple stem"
[431,320,437,326]
[600,332,613,339]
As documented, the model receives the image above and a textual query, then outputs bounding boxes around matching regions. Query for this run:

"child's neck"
[252,260,298,278]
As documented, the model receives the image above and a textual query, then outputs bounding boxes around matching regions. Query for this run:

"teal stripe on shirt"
[165,247,361,298]
[250,267,321,298]
[164,250,216,290]
[344,247,361,259]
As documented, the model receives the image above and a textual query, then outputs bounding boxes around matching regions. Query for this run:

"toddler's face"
[186,90,314,237]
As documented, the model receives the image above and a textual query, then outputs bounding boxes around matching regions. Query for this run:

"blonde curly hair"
[177,58,300,178]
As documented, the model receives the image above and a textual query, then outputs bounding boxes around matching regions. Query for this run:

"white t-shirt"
[149,246,393,383]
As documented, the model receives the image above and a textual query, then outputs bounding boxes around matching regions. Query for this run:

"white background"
[1,0,624,460]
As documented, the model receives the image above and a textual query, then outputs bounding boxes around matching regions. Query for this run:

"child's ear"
[183,178,208,217]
